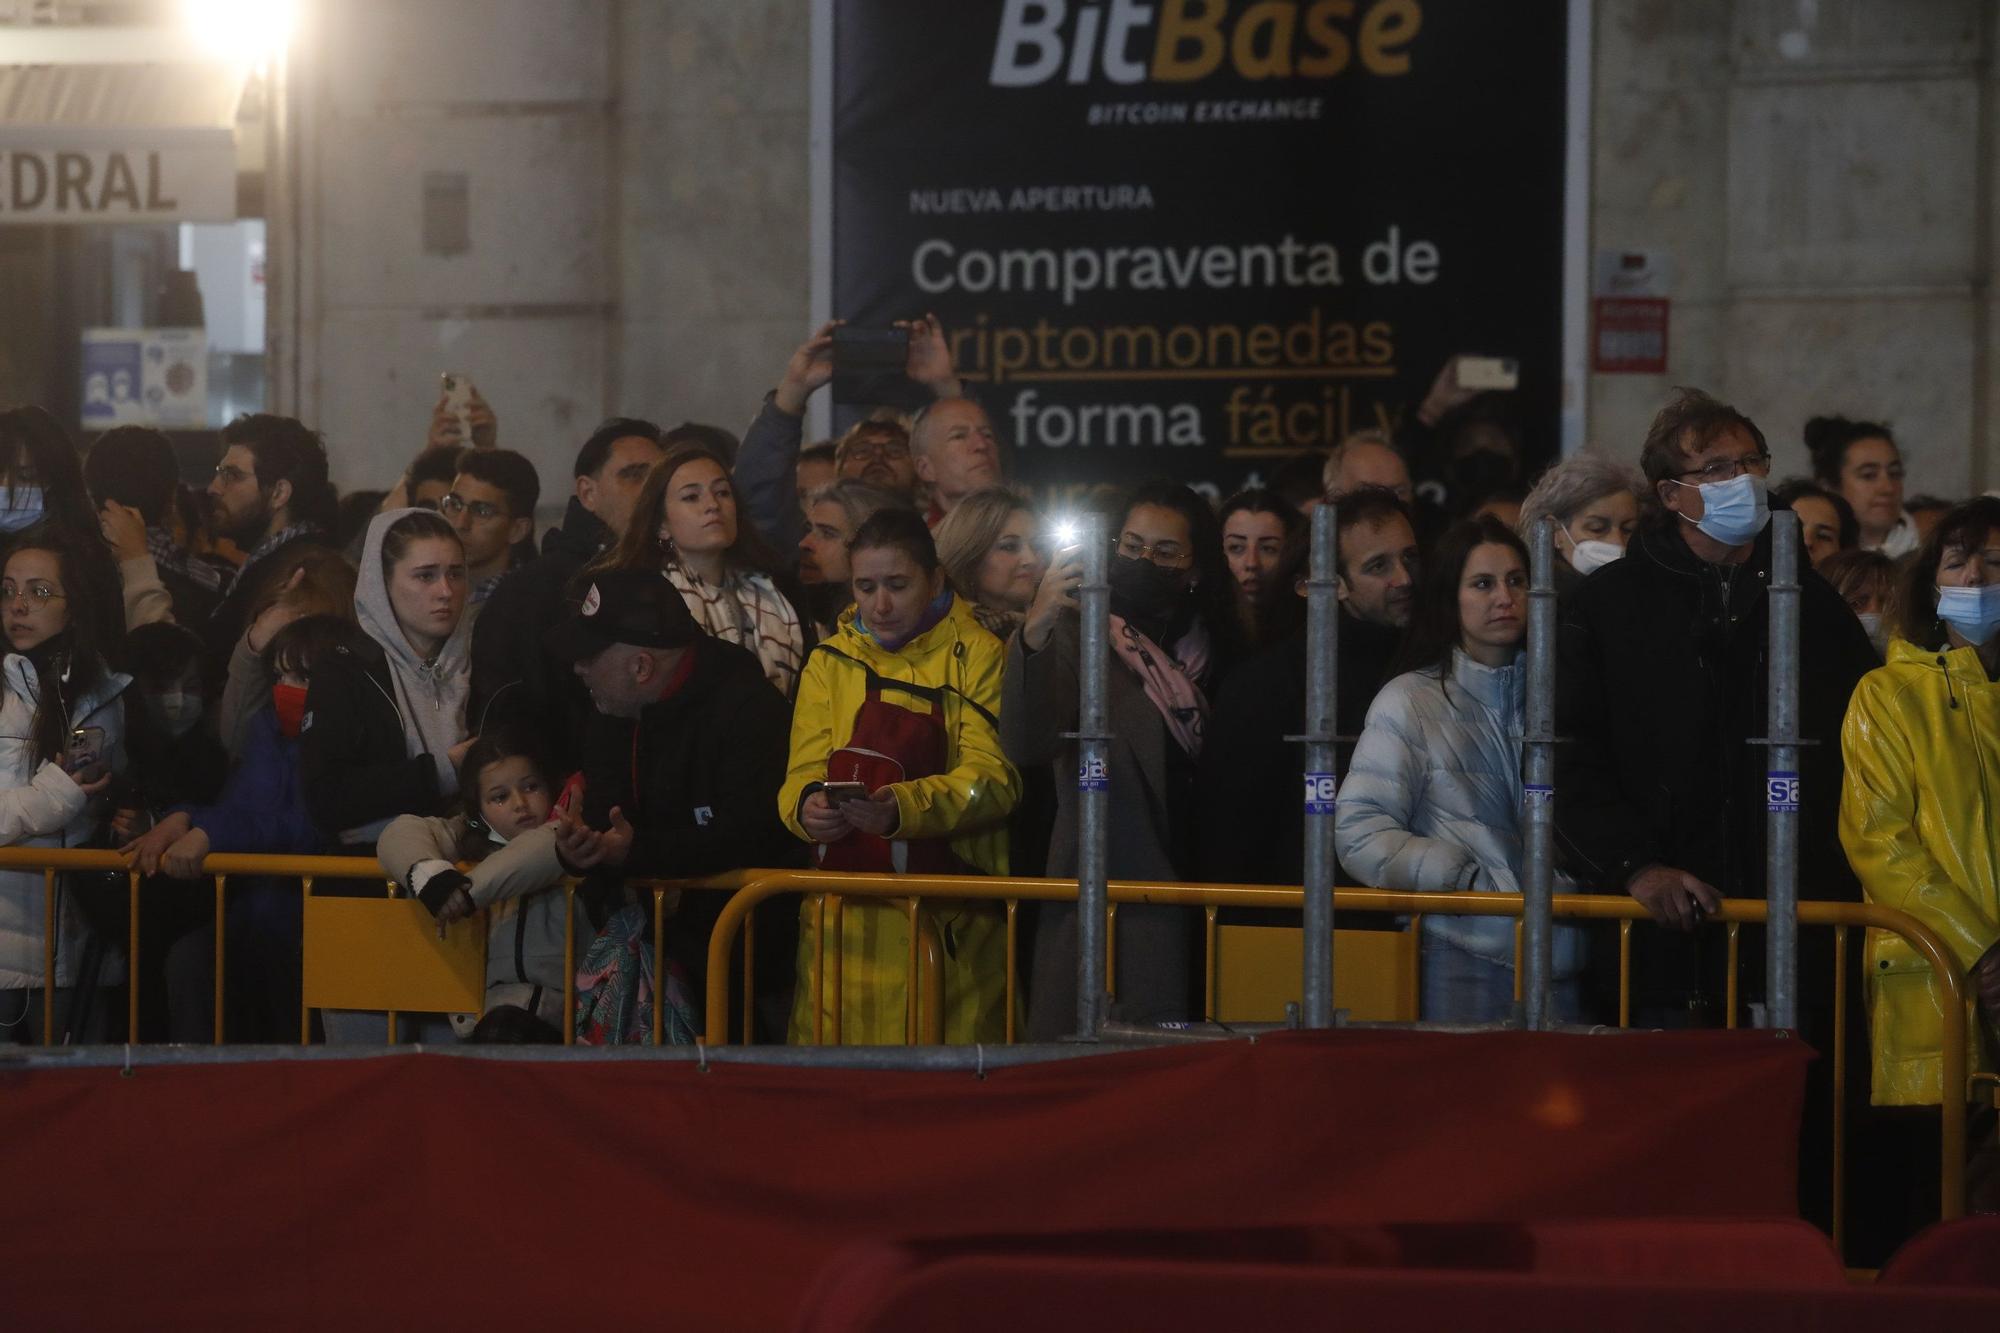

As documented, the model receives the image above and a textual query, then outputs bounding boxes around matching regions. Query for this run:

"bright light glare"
[183,0,296,68]
[1049,518,1080,550]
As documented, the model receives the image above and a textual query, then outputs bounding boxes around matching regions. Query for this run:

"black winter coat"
[1193,609,1402,887]
[577,634,804,1035]
[300,639,447,841]
[1552,510,1877,1013]
[578,635,801,879]
[469,498,612,773]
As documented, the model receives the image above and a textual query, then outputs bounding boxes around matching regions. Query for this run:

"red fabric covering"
[800,1219,1849,1331]
[818,1256,2000,1332]
[1878,1216,2000,1288]
[0,1030,1807,1329]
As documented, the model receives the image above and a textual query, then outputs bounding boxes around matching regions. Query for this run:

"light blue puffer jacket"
[1334,649,1583,972]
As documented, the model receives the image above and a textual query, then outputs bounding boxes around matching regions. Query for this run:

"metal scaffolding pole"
[1298,503,1340,1028]
[1521,518,1558,1030]
[1072,515,1112,1039]
[1764,508,1802,1030]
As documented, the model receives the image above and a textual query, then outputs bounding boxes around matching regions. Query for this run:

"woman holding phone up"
[0,526,130,1043]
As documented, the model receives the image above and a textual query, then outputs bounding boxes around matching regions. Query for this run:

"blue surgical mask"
[1671,473,1769,548]
[1936,583,2000,645]
[0,486,45,533]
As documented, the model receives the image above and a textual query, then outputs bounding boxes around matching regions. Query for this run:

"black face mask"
[1107,554,1186,633]
[1449,448,1516,507]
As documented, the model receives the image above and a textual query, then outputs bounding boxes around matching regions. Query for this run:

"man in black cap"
[546,568,801,1038]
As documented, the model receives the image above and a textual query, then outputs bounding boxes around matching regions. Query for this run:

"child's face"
[477,755,551,838]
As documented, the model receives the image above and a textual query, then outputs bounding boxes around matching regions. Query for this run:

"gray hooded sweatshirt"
[356,507,473,801]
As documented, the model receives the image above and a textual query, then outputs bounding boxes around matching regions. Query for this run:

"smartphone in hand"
[822,781,870,806]
[65,725,108,785]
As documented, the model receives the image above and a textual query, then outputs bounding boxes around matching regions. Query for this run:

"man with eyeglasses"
[1554,387,1875,1022]
[833,418,919,500]
[444,448,540,608]
[199,413,338,690]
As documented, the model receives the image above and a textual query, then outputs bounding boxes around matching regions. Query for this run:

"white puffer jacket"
[1335,649,1583,972]
[0,652,130,989]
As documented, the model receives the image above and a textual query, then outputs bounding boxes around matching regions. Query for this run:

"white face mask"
[1564,529,1624,576]
[1856,612,1886,654]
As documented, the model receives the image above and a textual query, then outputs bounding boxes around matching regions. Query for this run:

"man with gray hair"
[1321,429,1414,504]
[911,397,1003,524]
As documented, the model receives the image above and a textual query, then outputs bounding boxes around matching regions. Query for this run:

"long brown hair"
[592,443,788,581]
[1388,515,1529,686]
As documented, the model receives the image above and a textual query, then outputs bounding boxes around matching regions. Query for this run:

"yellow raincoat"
[779,596,1020,1042]
[1839,639,1999,1105]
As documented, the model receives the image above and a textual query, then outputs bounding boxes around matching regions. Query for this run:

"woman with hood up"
[301,509,473,1042]
[300,508,474,851]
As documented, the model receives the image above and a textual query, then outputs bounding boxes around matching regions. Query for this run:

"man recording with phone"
[733,314,968,551]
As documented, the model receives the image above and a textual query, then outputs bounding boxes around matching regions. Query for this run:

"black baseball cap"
[546,569,699,662]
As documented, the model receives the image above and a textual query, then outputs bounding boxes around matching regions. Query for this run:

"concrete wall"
[281,0,616,496]
[284,0,1997,502]
[1591,0,1994,497]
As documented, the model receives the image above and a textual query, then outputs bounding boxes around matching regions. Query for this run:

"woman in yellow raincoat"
[779,507,1020,1042]
[1840,495,2000,1108]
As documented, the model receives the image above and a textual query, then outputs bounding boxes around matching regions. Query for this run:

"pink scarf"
[1108,614,1210,756]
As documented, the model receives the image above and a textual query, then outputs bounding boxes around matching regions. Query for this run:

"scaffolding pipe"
[1765,508,1802,1030]
[1521,517,1558,1030]
[1298,502,1340,1028]
[1073,514,1112,1039]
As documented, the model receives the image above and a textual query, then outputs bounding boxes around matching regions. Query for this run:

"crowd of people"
[0,326,1992,1173]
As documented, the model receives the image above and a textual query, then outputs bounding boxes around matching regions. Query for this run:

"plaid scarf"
[226,521,324,594]
[664,561,805,697]
[146,526,225,592]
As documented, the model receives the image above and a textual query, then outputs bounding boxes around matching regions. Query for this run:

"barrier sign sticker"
[1078,754,1108,793]
[1523,782,1554,807]
[1304,771,1337,815]
[1766,772,1800,813]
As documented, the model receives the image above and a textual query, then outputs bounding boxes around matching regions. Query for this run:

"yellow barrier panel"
[300,893,486,1019]
[1212,923,1420,1024]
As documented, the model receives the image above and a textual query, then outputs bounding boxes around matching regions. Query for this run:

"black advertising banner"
[826,0,1570,499]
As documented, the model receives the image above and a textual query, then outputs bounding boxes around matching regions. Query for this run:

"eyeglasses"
[1,580,63,607]
[1115,534,1191,568]
[1677,452,1772,485]
[440,494,506,521]
[841,438,910,462]
[212,463,253,486]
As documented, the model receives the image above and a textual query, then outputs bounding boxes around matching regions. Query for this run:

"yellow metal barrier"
[697,869,1975,1228]
[0,849,1975,1232]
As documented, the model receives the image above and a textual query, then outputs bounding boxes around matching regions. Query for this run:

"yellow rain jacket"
[779,596,1021,1042]
[1839,639,2000,1105]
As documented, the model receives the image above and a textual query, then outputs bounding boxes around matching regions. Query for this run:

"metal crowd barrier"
[0,845,1977,1241]
[697,866,1977,1240]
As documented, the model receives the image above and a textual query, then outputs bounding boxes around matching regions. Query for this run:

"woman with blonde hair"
[933,486,1046,642]
[593,442,808,697]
